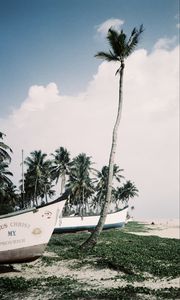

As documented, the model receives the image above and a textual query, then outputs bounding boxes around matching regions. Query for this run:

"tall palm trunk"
[45,184,48,203]
[34,178,38,206]
[98,189,104,213]
[80,187,85,217]
[81,61,124,248]
[61,172,66,195]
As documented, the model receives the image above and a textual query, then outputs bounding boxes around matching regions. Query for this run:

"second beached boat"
[54,205,128,234]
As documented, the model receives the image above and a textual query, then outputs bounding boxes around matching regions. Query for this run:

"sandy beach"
[131,218,180,239]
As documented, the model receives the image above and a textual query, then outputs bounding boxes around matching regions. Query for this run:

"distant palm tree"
[0,181,18,214]
[93,165,124,212]
[119,180,139,205]
[113,186,124,208]
[24,150,52,206]
[82,25,144,249]
[51,147,71,195]
[0,161,13,186]
[40,159,55,203]
[0,132,12,163]
[0,132,15,213]
[93,166,108,211]
[66,153,95,216]
[113,164,124,183]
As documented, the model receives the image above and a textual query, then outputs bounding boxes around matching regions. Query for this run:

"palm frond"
[95,51,118,62]
[125,24,144,57]
[0,147,12,162]
[95,24,144,72]
[107,28,121,57]
[115,68,120,76]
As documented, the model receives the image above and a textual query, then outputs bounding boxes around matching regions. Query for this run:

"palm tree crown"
[95,25,144,72]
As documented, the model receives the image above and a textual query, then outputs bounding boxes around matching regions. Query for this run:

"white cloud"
[176,23,180,29]
[0,43,179,219]
[153,36,177,50]
[96,18,124,36]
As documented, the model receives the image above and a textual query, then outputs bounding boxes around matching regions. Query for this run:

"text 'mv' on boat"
[54,205,128,234]
[0,191,69,264]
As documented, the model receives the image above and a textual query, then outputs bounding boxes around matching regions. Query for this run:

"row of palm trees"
[23,148,139,215]
[0,135,138,215]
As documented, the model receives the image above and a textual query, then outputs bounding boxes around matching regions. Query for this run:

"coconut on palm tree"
[81,25,144,249]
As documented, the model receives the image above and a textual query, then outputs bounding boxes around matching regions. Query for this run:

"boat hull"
[0,243,46,264]
[0,200,66,264]
[54,206,128,234]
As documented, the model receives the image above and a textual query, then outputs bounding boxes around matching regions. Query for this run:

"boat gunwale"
[0,190,69,220]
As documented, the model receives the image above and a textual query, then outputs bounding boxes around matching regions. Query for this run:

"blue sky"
[0,0,179,117]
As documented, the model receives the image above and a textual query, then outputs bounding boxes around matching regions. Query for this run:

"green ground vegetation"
[0,223,180,299]
[46,223,179,278]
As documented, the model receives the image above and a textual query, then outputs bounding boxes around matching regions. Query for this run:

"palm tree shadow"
[0,265,20,274]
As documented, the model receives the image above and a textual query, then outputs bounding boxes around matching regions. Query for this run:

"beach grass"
[46,224,180,278]
[0,222,180,299]
[0,276,180,299]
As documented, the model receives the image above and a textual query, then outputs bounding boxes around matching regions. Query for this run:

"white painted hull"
[54,206,128,234]
[0,199,66,264]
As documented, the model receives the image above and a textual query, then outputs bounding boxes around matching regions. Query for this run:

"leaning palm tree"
[81,25,144,248]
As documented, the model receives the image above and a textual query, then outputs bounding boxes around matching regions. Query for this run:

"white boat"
[0,193,68,264]
[54,205,128,234]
